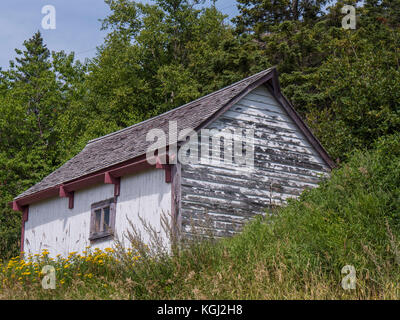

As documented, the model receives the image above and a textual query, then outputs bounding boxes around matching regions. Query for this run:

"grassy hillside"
[1,134,400,299]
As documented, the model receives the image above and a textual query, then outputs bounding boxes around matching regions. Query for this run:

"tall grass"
[1,134,400,299]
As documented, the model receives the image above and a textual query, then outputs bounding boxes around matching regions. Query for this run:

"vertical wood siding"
[180,85,330,238]
[24,169,171,257]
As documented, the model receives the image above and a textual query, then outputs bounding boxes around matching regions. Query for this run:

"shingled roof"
[16,68,282,200]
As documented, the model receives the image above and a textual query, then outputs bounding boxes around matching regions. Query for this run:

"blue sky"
[0,0,239,70]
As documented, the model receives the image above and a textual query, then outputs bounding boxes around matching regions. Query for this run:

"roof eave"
[11,153,168,211]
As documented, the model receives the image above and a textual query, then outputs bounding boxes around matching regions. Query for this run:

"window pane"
[103,206,110,232]
[95,209,101,233]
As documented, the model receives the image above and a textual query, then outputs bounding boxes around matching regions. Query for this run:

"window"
[89,198,116,241]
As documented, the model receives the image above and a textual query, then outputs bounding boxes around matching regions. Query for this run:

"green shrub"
[221,133,400,297]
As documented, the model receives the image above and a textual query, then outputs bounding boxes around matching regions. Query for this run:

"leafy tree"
[80,0,270,143]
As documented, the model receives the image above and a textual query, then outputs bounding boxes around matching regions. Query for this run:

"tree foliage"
[0,32,86,259]
[234,0,331,35]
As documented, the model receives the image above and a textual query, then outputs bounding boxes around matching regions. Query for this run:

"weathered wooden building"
[11,67,334,257]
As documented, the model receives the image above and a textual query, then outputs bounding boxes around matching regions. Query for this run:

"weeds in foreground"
[0,246,140,299]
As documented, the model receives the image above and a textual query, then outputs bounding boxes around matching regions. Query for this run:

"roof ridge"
[87,67,273,144]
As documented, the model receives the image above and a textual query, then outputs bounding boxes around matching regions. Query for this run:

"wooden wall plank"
[180,84,329,239]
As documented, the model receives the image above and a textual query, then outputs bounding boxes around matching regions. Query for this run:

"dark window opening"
[89,198,116,242]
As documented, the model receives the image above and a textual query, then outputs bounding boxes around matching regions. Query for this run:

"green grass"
[1,134,400,299]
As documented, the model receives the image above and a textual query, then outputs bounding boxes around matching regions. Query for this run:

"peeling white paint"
[180,85,330,237]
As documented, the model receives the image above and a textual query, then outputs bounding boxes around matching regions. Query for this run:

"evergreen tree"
[0,32,85,259]
[363,0,400,27]
[233,0,330,35]
[2,31,60,159]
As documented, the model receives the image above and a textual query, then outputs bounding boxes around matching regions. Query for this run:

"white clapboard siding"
[180,84,330,238]
[24,169,171,257]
